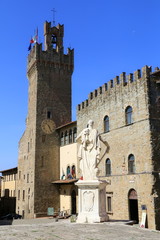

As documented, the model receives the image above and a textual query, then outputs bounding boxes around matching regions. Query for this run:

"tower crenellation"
[27,21,74,79]
[134,69,141,80]
[109,79,114,88]
[27,45,74,79]
[127,73,133,83]
[114,76,120,85]
[77,65,153,112]
[120,72,126,85]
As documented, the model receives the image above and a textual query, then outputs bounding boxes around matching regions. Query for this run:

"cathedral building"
[16,21,160,230]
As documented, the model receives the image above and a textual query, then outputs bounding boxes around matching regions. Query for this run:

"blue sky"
[0,0,160,171]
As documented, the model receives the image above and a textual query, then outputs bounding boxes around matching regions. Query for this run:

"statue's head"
[87,120,94,128]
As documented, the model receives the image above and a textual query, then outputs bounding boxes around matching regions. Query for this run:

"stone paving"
[0,218,160,240]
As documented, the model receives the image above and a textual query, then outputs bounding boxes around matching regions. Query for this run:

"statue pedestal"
[75,180,109,223]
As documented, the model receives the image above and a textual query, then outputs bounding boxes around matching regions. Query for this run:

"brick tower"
[16,21,74,218]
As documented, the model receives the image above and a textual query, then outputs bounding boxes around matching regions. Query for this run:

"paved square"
[0,219,160,240]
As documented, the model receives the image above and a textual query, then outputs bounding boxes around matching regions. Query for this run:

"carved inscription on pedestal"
[83,191,95,212]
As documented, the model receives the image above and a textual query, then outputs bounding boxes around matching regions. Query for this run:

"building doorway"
[128,189,139,223]
[71,190,76,214]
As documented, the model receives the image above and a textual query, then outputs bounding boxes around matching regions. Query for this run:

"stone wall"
[148,70,160,230]
[77,65,157,229]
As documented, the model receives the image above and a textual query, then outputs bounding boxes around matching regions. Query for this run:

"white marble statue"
[76,120,102,180]
[76,120,109,223]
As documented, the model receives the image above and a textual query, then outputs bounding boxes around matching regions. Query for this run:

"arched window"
[51,34,57,49]
[71,165,76,178]
[128,154,135,174]
[60,132,64,146]
[104,115,109,132]
[69,129,72,144]
[73,128,77,143]
[106,158,111,176]
[125,106,133,125]
[66,166,72,179]
[64,131,68,145]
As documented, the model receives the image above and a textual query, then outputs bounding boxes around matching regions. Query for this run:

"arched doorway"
[71,190,76,214]
[128,189,139,223]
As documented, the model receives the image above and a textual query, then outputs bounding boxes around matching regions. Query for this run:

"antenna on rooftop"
[51,8,56,26]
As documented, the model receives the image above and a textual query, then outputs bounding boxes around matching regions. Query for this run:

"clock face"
[41,119,56,134]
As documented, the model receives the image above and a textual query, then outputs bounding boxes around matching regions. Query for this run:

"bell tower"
[16,21,74,218]
[44,21,64,51]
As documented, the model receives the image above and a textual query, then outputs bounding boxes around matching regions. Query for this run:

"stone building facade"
[16,20,160,230]
[77,66,160,230]
[0,167,17,198]
[0,167,17,217]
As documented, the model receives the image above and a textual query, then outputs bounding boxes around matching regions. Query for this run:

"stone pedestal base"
[75,180,109,223]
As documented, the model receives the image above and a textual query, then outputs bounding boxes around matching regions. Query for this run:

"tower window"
[51,34,57,49]
[18,190,20,200]
[128,154,135,174]
[107,196,112,212]
[61,132,64,146]
[47,111,52,119]
[64,131,68,145]
[73,128,77,143]
[27,174,29,183]
[106,192,113,213]
[125,106,133,125]
[106,158,111,176]
[71,165,76,178]
[69,129,72,144]
[104,115,109,132]
[67,166,71,179]
[23,190,25,201]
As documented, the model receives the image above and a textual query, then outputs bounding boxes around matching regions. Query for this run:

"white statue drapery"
[76,120,101,180]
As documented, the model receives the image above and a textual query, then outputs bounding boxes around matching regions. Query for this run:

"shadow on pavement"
[0,219,13,226]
